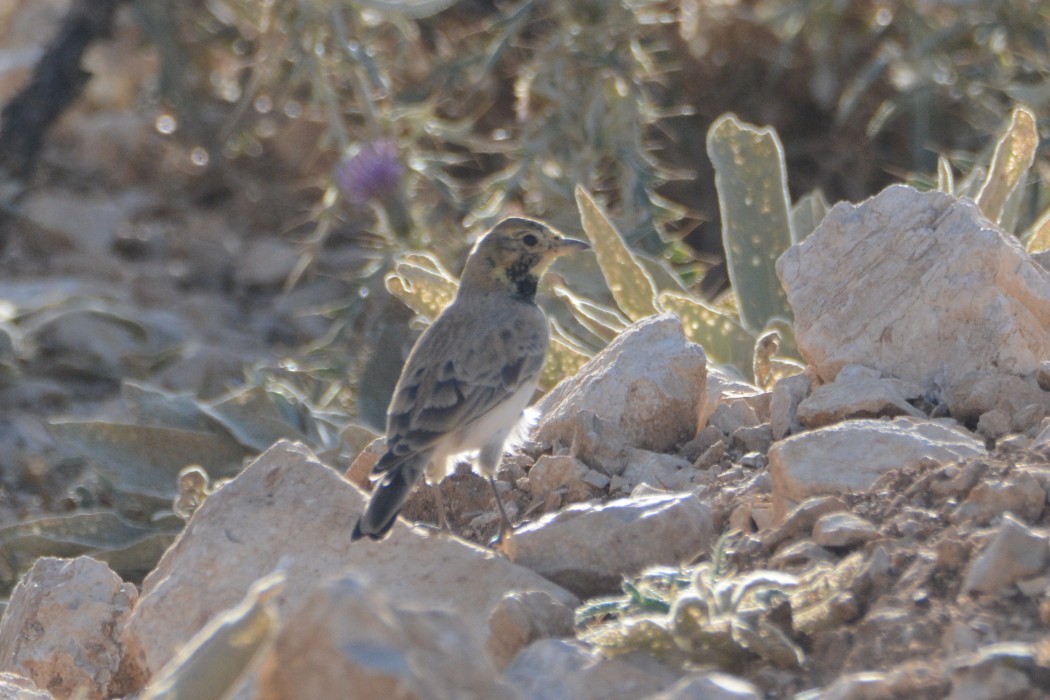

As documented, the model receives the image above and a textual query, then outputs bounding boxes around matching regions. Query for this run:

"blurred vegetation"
[145,0,1050,222]
[135,0,1050,390]
[134,0,1050,270]
[2,0,1049,591]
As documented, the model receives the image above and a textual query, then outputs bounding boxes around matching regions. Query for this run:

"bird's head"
[459,217,590,300]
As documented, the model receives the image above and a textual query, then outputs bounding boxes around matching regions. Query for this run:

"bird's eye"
[522,233,539,247]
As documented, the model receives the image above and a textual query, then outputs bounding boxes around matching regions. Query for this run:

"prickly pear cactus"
[707,114,795,333]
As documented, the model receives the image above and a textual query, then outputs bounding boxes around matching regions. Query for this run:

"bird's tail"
[351,453,426,541]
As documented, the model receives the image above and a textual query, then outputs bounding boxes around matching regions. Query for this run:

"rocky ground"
[3,180,1050,699]
[2,4,1050,700]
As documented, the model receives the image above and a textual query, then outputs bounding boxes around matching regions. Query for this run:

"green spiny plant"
[576,534,804,671]
[383,124,814,389]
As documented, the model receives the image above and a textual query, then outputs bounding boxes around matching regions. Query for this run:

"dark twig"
[0,0,128,183]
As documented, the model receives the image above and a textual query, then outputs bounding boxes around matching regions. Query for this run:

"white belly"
[425,378,537,482]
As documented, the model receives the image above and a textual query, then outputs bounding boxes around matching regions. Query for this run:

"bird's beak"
[550,237,591,256]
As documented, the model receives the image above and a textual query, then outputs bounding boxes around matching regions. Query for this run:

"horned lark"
[352,217,589,542]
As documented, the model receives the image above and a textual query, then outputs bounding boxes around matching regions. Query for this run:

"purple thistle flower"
[335,139,405,205]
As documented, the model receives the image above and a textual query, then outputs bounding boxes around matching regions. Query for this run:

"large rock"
[253,574,514,700]
[768,418,985,519]
[949,642,1043,700]
[776,185,1050,393]
[121,441,576,683]
[796,368,925,428]
[0,673,51,700]
[526,455,591,499]
[812,511,879,548]
[818,671,913,700]
[645,672,760,700]
[951,471,1046,526]
[770,371,812,439]
[0,556,137,700]
[533,315,707,460]
[944,371,1049,425]
[621,449,701,492]
[487,591,575,670]
[511,492,715,597]
[701,365,766,428]
[961,515,1050,595]
[504,639,680,700]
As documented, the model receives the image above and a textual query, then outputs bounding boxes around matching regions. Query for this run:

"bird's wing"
[374,302,547,473]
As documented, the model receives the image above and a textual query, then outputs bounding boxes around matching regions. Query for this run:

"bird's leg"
[430,481,451,534]
[488,474,514,546]
[478,437,516,549]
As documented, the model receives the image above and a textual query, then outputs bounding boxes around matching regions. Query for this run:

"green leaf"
[355,313,415,433]
[0,511,165,592]
[23,306,181,380]
[730,617,804,669]
[638,257,689,296]
[763,317,801,363]
[0,511,153,550]
[729,571,798,612]
[384,255,458,320]
[789,190,830,243]
[0,321,20,383]
[657,292,755,379]
[575,186,659,322]
[707,114,794,332]
[937,155,955,194]
[1023,206,1050,254]
[551,285,628,343]
[976,107,1038,225]
[122,382,225,433]
[93,532,178,582]
[49,421,247,499]
[202,385,309,452]
[541,337,591,391]
[576,597,629,624]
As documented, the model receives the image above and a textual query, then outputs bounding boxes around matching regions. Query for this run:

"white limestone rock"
[796,373,926,428]
[533,315,707,458]
[0,556,137,700]
[812,511,880,548]
[504,639,680,700]
[768,417,985,520]
[644,672,761,700]
[961,515,1050,595]
[252,574,514,700]
[511,492,715,597]
[777,185,1050,393]
[121,441,577,683]
[770,371,812,440]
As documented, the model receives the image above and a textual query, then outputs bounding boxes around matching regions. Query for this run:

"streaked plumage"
[352,217,589,542]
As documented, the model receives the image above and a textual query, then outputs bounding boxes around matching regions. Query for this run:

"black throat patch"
[506,252,542,301]
[513,274,538,300]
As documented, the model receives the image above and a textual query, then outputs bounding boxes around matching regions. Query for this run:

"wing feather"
[375,299,547,473]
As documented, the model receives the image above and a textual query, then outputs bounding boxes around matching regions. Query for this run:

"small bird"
[352,217,589,542]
